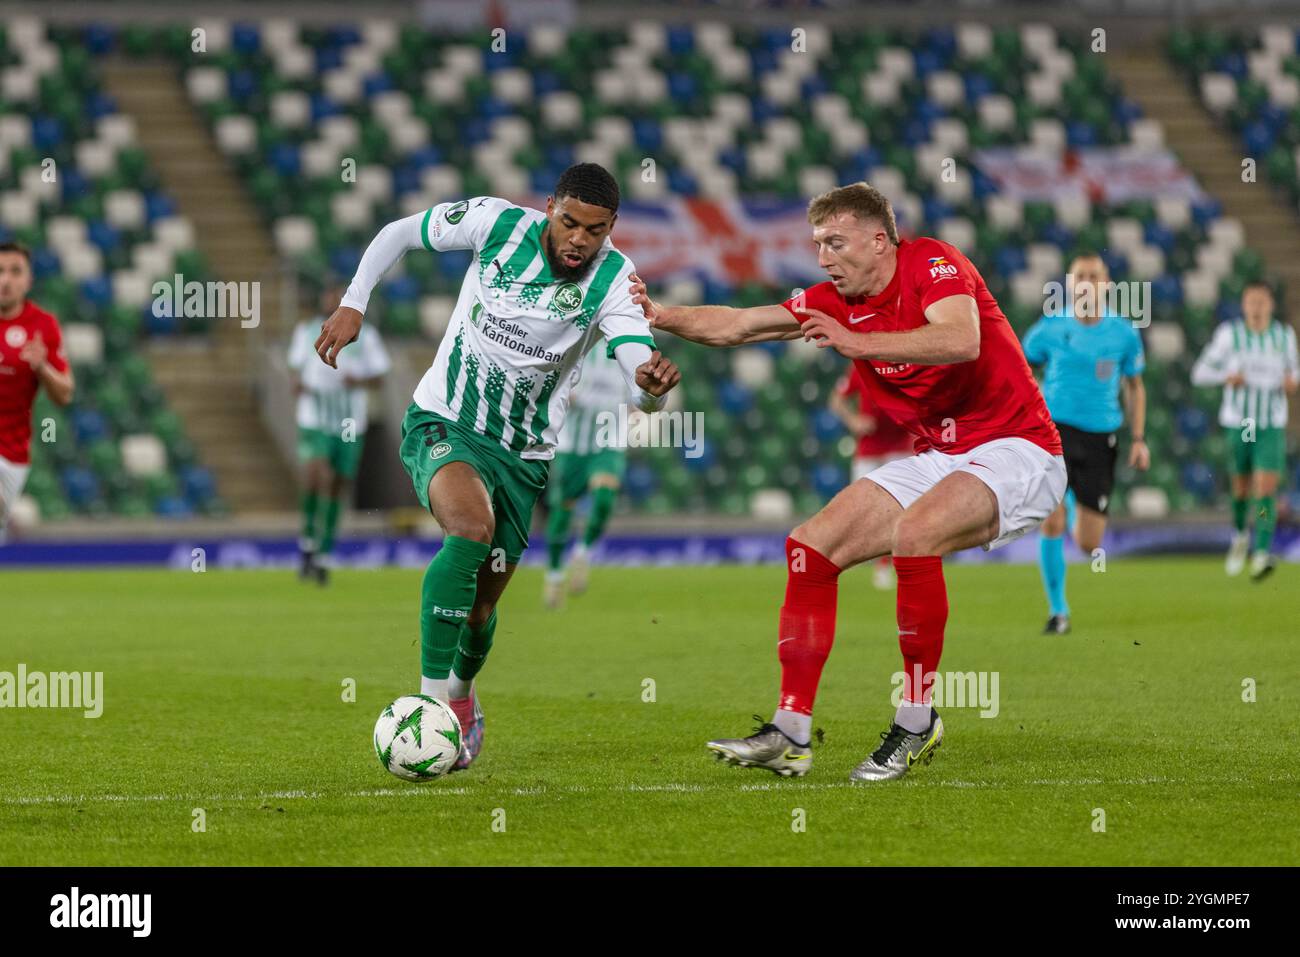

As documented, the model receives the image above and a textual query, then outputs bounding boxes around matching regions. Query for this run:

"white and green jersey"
[558,345,632,456]
[1191,319,1299,428]
[287,318,392,433]
[340,197,659,460]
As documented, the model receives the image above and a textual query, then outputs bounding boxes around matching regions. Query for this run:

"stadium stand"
[0,18,223,520]
[6,17,1290,521]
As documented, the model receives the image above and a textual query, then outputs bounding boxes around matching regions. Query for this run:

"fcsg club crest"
[550,283,584,315]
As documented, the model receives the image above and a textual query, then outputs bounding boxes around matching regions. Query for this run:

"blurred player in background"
[1191,281,1299,581]
[1022,253,1149,634]
[314,164,680,770]
[0,242,75,544]
[828,364,913,589]
[543,344,630,609]
[634,182,1064,782]
[287,284,392,584]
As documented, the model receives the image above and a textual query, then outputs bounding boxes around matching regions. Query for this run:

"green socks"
[583,486,616,547]
[300,490,319,547]
[1232,497,1248,533]
[420,536,490,680]
[1254,496,1277,553]
[546,504,572,571]
[319,498,341,555]
[451,609,497,693]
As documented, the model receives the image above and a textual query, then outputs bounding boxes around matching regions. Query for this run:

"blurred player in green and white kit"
[313,164,680,770]
[288,284,392,584]
[1191,281,1299,580]
[543,344,630,608]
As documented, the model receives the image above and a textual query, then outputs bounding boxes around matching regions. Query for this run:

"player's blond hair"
[807,182,899,245]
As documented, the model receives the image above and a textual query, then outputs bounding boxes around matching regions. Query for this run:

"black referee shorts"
[1056,423,1118,514]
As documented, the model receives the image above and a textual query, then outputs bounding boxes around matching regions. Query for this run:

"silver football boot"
[849,709,943,782]
[707,716,812,777]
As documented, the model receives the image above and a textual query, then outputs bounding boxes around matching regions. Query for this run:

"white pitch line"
[1,774,1203,808]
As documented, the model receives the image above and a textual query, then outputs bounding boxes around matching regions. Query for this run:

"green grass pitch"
[1,558,1296,866]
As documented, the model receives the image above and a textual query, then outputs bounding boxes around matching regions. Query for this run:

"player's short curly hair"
[554,163,620,214]
[807,182,898,244]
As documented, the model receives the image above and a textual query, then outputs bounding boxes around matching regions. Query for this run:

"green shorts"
[1227,426,1286,476]
[399,403,549,565]
[298,426,366,479]
[547,449,627,505]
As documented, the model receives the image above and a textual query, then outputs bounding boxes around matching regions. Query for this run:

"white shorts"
[0,455,31,527]
[864,437,1067,550]
[850,451,912,483]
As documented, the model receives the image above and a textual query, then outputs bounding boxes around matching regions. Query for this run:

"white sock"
[573,543,589,559]
[447,671,473,701]
[546,569,565,583]
[895,699,932,733]
[420,676,448,700]
[772,708,811,745]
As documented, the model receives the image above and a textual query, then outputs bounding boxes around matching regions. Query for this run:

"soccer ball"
[373,694,462,782]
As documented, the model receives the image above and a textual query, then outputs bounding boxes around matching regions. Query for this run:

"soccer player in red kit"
[828,364,913,589]
[0,243,75,542]
[630,183,1065,781]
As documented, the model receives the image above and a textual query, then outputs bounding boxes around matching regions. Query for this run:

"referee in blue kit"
[1022,253,1150,635]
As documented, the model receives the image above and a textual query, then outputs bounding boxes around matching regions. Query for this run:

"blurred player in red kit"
[0,242,75,542]
[828,364,913,589]
[632,183,1064,781]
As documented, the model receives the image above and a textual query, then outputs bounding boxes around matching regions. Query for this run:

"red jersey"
[0,300,69,465]
[835,366,912,457]
[784,237,1061,456]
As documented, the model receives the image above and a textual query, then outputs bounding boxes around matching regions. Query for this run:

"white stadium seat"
[1200,73,1237,113]
[270,90,312,130]
[273,216,317,257]
[215,115,257,155]
[104,188,147,231]
[62,323,104,366]
[153,217,196,253]
[186,67,226,105]
[420,295,457,340]
[111,270,153,309]
[121,435,168,478]
[96,114,137,149]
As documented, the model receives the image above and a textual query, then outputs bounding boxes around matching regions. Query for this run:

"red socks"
[893,555,948,704]
[777,537,841,715]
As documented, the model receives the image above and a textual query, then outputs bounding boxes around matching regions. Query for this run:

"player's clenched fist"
[635,350,681,398]
[315,306,363,368]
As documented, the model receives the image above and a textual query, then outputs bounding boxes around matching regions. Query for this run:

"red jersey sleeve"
[907,238,977,313]
[779,281,844,323]
[41,313,70,374]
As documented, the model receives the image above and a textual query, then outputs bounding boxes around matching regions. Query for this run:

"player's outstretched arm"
[628,274,801,347]
[315,212,426,367]
[796,294,980,365]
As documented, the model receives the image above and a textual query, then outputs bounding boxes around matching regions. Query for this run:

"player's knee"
[1077,533,1103,554]
[443,514,494,544]
[891,516,935,557]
